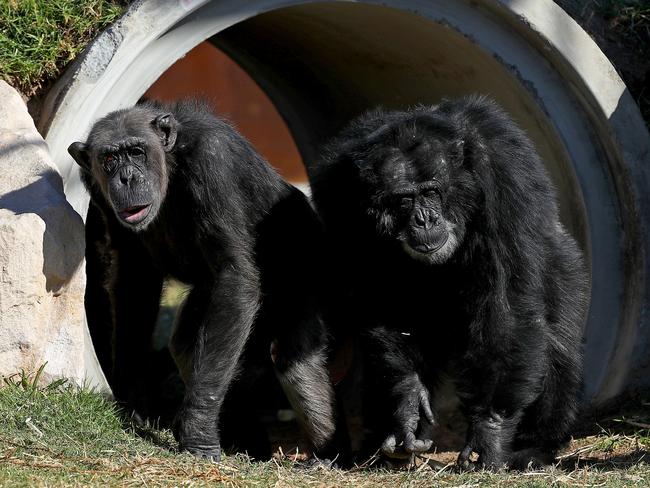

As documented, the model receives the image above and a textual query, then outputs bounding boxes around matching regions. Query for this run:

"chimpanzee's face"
[68,108,177,231]
[357,123,479,265]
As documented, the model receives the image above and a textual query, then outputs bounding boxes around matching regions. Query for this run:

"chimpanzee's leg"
[271,313,336,452]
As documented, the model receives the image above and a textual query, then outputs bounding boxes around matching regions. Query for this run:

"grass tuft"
[0,0,125,97]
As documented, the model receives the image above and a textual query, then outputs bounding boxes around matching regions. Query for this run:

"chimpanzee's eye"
[128,147,144,157]
[102,154,117,173]
[399,196,414,210]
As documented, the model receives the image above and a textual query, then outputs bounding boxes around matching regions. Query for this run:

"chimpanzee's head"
[352,113,481,265]
[68,106,177,231]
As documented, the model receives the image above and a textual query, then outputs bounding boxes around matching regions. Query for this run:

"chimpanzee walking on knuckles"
[69,99,335,461]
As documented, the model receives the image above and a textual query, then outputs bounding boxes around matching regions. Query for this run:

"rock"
[0,80,94,387]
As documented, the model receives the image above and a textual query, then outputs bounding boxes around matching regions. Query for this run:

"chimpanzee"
[69,99,335,461]
[310,95,589,469]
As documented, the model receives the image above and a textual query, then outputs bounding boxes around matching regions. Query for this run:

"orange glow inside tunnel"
[145,42,307,185]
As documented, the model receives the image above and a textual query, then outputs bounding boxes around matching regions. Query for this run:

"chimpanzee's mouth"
[409,235,448,254]
[118,204,151,224]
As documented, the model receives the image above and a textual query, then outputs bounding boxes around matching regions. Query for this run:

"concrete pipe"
[39,0,650,406]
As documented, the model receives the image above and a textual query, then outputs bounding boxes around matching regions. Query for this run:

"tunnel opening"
[41,0,650,411]
[138,3,592,451]
[85,3,592,401]
[83,5,597,452]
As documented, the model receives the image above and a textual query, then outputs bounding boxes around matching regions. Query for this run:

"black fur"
[69,99,335,461]
[311,95,589,469]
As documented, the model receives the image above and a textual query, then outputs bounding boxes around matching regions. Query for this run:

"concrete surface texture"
[37,0,650,404]
[0,81,105,388]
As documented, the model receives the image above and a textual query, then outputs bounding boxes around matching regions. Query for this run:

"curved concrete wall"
[39,0,650,405]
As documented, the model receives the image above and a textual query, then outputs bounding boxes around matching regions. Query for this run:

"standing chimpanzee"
[68,99,335,461]
[310,95,589,469]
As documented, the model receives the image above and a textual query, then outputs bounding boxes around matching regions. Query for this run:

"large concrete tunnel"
[38,0,650,405]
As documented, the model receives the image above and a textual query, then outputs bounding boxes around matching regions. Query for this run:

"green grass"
[0,0,125,96]
[2,368,650,487]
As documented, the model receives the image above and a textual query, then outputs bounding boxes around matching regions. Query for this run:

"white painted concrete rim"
[39,0,650,405]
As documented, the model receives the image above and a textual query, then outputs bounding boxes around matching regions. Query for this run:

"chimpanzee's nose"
[119,166,134,186]
[413,208,439,229]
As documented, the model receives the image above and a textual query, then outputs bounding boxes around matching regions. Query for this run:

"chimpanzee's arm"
[366,326,436,458]
[171,256,260,462]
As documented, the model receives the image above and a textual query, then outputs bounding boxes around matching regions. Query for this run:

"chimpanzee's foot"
[508,447,555,470]
[296,456,339,470]
[181,443,222,462]
[455,444,479,472]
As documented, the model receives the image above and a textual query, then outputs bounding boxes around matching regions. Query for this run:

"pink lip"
[118,204,151,224]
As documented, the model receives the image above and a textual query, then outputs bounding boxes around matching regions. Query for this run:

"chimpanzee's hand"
[456,413,510,471]
[381,377,435,458]
[173,406,222,462]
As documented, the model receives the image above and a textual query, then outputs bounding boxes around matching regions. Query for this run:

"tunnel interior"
[143,42,308,187]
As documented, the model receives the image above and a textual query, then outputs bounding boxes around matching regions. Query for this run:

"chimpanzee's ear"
[68,142,91,171]
[152,113,177,152]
